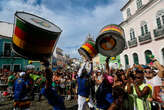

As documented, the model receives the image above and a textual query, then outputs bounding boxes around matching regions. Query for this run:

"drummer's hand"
[84,59,88,62]
[89,59,93,63]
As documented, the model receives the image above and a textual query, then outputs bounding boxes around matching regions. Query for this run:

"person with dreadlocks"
[77,59,93,110]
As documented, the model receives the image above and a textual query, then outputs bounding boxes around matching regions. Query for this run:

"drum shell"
[78,40,98,60]
[12,12,62,61]
[96,24,125,57]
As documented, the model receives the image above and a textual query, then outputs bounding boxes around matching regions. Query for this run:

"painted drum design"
[96,24,125,57]
[78,40,98,60]
[100,25,124,36]
[12,12,62,61]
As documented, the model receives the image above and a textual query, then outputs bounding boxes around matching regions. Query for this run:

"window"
[156,10,164,28]
[130,28,135,40]
[141,21,148,36]
[124,55,129,68]
[144,50,152,64]
[13,65,21,72]
[127,8,131,17]
[3,64,11,71]
[133,53,139,65]
[136,0,142,9]
[4,43,11,56]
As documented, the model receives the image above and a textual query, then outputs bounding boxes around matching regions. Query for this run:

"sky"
[0,0,128,58]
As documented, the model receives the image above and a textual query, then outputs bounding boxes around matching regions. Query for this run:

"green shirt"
[8,75,15,87]
[133,83,151,110]
[30,74,40,81]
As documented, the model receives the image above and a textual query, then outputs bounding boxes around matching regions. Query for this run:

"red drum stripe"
[14,26,27,40]
[14,26,55,46]
[85,43,97,54]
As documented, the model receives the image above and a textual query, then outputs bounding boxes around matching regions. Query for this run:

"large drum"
[96,24,125,57]
[78,40,98,60]
[12,12,62,61]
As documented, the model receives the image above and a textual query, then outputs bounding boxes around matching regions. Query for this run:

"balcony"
[154,26,164,40]
[138,32,152,44]
[128,38,137,48]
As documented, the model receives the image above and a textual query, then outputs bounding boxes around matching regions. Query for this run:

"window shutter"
[130,32,132,40]
[137,0,139,9]
[137,0,142,9]
[125,55,129,65]
[127,8,131,17]
[141,26,144,36]
[162,15,164,25]
[133,54,139,65]
[144,24,148,34]
[156,17,162,29]
[132,31,135,39]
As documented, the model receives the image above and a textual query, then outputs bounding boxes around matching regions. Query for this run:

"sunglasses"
[135,76,142,79]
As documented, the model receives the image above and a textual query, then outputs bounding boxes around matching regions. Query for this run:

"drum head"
[96,32,125,57]
[15,12,62,33]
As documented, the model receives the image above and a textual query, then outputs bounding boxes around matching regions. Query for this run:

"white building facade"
[120,0,164,68]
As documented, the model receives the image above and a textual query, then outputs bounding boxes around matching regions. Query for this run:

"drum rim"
[15,11,62,33]
[78,48,91,60]
[99,24,123,33]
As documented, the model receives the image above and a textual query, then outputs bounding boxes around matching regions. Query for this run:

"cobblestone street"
[0,98,78,110]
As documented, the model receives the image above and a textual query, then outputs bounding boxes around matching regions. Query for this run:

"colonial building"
[120,0,164,68]
[54,47,65,67]
[0,22,41,71]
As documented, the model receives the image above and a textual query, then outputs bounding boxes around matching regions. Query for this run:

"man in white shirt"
[77,60,93,110]
[144,60,164,94]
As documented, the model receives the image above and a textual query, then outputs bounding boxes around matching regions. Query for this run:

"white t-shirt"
[145,75,162,93]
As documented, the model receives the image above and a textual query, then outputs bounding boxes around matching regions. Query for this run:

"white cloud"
[0,0,128,58]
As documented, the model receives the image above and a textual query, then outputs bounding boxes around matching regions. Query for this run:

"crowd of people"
[75,57,164,110]
[0,57,164,110]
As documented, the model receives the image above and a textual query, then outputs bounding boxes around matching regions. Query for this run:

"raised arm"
[88,61,93,75]
[153,60,164,78]
[105,57,110,74]
[77,61,87,77]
